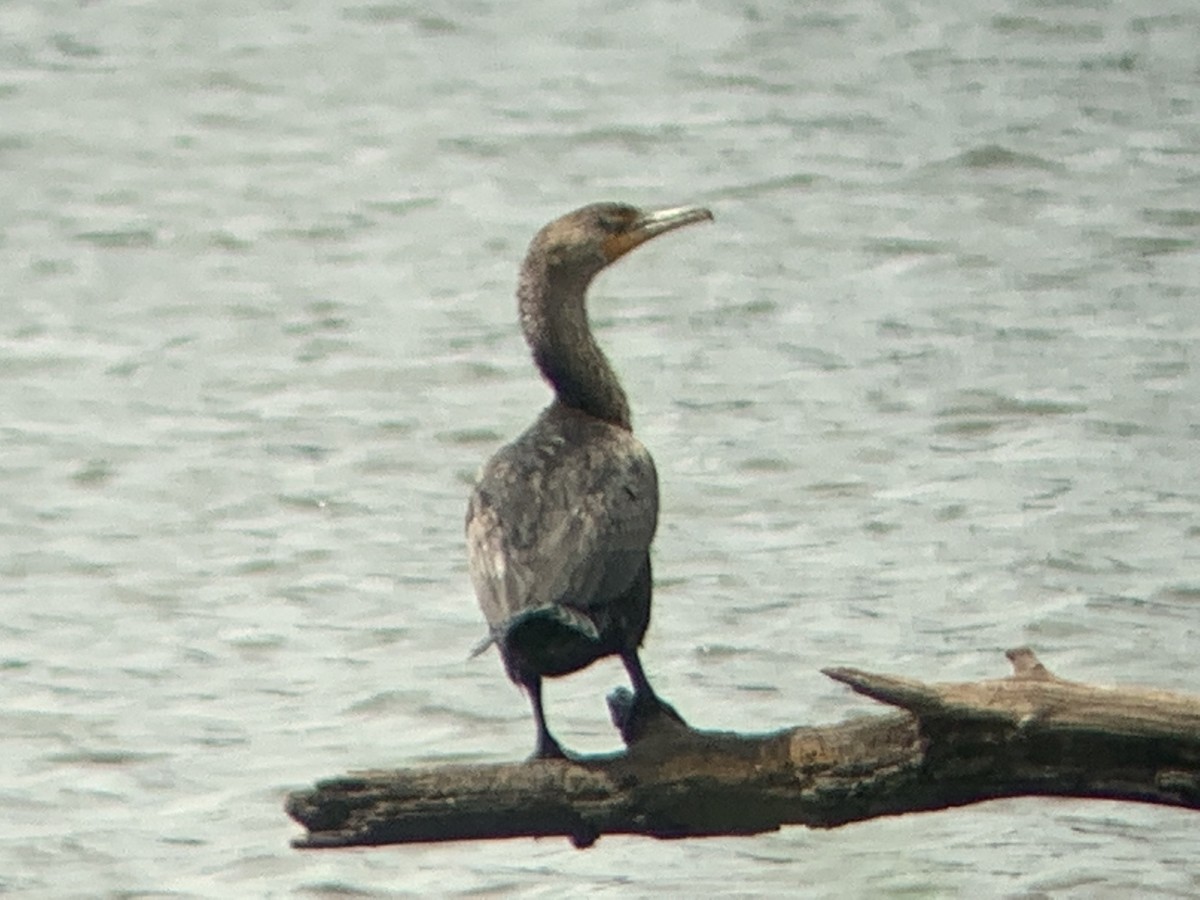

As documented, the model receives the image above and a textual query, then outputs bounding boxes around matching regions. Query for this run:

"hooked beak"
[602,205,714,263]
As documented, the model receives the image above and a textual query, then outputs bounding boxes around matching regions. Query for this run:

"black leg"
[526,676,567,760]
[620,650,685,729]
[621,649,659,702]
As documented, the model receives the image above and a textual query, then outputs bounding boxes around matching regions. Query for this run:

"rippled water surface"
[2,0,1199,896]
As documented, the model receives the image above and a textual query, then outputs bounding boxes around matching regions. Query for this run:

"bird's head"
[528,202,713,284]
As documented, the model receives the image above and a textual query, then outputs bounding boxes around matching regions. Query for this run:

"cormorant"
[466,202,713,759]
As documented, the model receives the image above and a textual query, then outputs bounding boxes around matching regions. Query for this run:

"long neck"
[517,262,631,429]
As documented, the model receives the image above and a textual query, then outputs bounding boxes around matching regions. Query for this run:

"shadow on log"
[286,648,1200,849]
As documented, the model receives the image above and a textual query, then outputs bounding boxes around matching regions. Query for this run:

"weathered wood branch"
[286,648,1200,849]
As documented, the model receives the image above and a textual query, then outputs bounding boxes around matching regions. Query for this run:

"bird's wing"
[466,425,657,633]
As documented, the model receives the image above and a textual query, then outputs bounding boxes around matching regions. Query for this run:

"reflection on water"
[2,0,1199,895]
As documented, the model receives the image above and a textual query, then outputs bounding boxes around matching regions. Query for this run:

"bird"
[466,202,713,759]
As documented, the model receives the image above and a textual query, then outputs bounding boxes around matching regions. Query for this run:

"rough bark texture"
[286,649,1200,849]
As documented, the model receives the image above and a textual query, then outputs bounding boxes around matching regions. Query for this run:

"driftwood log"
[286,648,1200,849]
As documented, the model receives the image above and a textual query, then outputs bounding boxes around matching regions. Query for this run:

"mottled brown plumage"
[467,202,712,758]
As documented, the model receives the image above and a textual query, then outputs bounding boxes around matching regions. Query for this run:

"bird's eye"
[598,214,624,233]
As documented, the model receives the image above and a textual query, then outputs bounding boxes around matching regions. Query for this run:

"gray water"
[2,0,1199,896]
